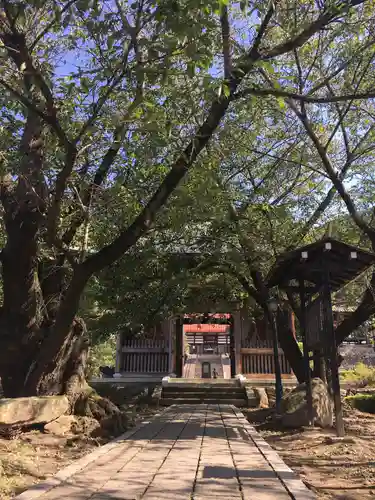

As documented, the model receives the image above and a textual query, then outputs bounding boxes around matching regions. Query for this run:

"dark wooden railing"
[121,339,169,373]
[121,352,169,373]
[241,348,292,376]
[122,338,167,349]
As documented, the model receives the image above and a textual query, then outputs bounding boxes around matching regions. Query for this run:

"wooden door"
[201,361,211,378]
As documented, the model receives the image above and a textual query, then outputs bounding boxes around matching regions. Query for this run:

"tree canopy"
[1,0,375,395]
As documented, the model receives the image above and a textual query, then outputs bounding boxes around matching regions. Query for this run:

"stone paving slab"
[15,405,315,500]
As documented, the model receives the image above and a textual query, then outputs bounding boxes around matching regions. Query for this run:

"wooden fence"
[241,348,292,377]
[242,338,275,349]
[122,338,168,349]
[120,339,169,373]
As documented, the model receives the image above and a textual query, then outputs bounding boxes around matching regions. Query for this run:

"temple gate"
[113,306,294,380]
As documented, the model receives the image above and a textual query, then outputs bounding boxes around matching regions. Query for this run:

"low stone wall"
[339,344,375,369]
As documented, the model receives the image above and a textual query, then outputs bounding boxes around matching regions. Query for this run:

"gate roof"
[267,237,375,292]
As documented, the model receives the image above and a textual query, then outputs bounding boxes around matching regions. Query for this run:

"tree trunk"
[20,269,90,396]
[276,308,306,383]
[0,244,90,398]
[335,289,375,345]
[0,317,89,398]
[0,181,44,395]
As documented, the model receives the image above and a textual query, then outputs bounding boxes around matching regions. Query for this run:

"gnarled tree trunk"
[0,252,90,399]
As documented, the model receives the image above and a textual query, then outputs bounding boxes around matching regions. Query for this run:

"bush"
[86,335,116,379]
[340,362,375,386]
[345,393,375,413]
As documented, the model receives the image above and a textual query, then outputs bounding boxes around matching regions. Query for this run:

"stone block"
[0,396,69,427]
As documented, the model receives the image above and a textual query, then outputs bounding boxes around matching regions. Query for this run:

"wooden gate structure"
[113,307,294,380]
[115,319,174,377]
[238,311,293,379]
[267,237,375,436]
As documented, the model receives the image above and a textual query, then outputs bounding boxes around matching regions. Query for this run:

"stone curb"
[13,407,170,500]
[231,406,316,499]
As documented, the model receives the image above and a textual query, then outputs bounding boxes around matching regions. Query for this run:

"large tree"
[0,0,371,398]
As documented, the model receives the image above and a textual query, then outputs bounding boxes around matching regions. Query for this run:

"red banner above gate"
[183,324,230,333]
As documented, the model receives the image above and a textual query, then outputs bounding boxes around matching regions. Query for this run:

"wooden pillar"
[114,332,122,374]
[168,318,174,373]
[162,318,174,374]
[232,310,242,375]
[175,316,183,378]
[299,279,314,426]
[323,279,345,437]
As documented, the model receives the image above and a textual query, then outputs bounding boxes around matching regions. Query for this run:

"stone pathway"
[16,405,315,500]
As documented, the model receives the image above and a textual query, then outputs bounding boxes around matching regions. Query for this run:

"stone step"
[163,386,244,393]
[166,382,239,389]
[162,391,246,399]
[160,398,247,407]
[169,378,238,385]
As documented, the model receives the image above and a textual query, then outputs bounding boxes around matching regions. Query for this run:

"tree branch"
[61,126,127,246]
[234,87,375,104]
[300,39,373,102]
[197,259,262,304]
[81,2,282,275]
[220,4,232,80]
[290,99,374,237]
[262,0,366,59]
[0,77,68,145]
[80,0,363,279]
[74,41,136,142]
[46,145,77,245]
[29,0,80,51]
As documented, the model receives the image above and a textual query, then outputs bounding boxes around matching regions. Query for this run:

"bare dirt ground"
[0,401,160,499]
[246,404,375,500]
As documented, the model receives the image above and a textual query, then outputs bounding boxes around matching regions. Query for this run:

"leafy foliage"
[1,0,375,394]
[85,335,116,378]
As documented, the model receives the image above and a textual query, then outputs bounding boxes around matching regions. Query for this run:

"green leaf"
[187,63,195,78]
[261,61,275,74]
[223,83,230,98]
[107,35,115,50]
[77,0,91,11]
[80,77,90,93]
[277,97,285,110]
[148,48,159,61]
[146,70,159,85]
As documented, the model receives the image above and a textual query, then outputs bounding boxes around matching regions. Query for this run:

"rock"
[252,388,269,408]
[244,385,257,407]
[0,396,69,427]
[44,415,76,436]
[323,436,355,445]
[44,415,100,437]
[151,386,162,406]
[95,412,129,438]
[265,387,276,406]
[281,378,333,429]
